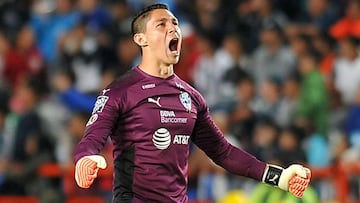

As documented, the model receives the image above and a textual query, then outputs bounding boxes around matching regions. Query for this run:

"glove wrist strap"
[262,165,283,186]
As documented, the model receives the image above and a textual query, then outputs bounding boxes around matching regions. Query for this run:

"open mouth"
[169,38,179,52]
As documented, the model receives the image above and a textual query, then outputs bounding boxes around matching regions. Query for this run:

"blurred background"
[0,0,359,202]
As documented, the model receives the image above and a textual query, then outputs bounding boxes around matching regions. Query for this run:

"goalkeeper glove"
[262,164,311,198]
[75,155,107,188]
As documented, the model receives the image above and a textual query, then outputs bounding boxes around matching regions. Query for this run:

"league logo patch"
[179,92,191,111]
[92,96,109,114]
[86,114,98,126]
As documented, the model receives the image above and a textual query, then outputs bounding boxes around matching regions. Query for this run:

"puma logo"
[148,97,161,107]
[269,174,279,184]
[102,89,110,95]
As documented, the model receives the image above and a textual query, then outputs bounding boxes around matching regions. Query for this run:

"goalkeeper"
[74,3,311,202]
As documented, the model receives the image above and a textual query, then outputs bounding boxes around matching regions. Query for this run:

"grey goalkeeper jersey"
[75,66,266,203]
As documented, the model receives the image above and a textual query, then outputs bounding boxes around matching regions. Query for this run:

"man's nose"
[168,28,175,34]
[168,25,176,34]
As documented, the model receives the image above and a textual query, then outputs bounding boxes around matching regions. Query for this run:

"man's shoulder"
[106,68,143,92]
[174,75,198,94]
[95,68,145,111]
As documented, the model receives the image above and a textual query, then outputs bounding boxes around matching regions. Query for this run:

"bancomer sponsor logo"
[160,110,187,124]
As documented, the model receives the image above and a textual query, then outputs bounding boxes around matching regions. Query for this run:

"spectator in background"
[253,78,282,123]
[275,0,303,21]
[227,73,257,147]
[67,112,92,163]
[229,0,288,53]
[248,119,278,162]
[222,33,253,75]
[190,0,224,42]
[251,22,296,90]
[10,77,52,165]
[189,111,239,201]
[296,52,329,136]
[334,37,360,106]
[312,33,342,113]
[250,0,289,30]
[193,32,233,109]
[0,90,10,173]
[296,51,329,136]
[0,31,10,89]
[329,132,349,164]
[0,0,31,40]
[275,126,307,167]
[345,88,360,147]
[51,62,116,114]
[3,25,44,90]
[294,0,339,36]
[51,70,96,113]
[96,29,118,73]
[36,93,73,169]
[108,0,134,37]
[77,0,111,34]
[0,77,54,196]
[58,23,104,94]
[330,0,360,40]
[112,35,140,75]
[224,0,253,49]
[31,0,80,63]
[312,33,336,88]
[289,33,313,60]
[277,73,301,128]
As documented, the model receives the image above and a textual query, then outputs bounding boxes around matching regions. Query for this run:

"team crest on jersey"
[92,96,109,114]
[179,92,191,111]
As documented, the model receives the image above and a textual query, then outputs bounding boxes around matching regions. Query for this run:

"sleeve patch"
[92,96,109,114]
[86,113,98,126]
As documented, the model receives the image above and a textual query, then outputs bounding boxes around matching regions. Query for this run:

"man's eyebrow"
[154,17,178,23]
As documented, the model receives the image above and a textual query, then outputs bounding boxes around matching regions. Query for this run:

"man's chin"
[167,56,180,65]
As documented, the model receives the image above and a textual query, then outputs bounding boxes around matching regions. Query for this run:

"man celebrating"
[74,3,311,202]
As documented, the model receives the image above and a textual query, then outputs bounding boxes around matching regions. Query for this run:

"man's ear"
[133,33,148,47]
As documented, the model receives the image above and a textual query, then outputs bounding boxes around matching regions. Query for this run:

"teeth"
[170,50,179,56]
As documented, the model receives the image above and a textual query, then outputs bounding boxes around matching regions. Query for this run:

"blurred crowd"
[0,0,359,202]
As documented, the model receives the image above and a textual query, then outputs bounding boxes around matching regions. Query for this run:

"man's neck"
[139,55,174,78]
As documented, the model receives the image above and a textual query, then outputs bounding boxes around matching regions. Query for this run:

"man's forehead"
[148,9,178,22]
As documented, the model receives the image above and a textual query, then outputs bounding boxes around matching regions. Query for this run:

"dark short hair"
[131,3,169,35]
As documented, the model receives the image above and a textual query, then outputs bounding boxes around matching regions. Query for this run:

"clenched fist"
[75,155,107,188]
[263,164,311,198]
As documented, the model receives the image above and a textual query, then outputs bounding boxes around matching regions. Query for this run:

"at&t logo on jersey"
[153,128,171,150]
[152,128,190,150]
[173,135,190,145]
